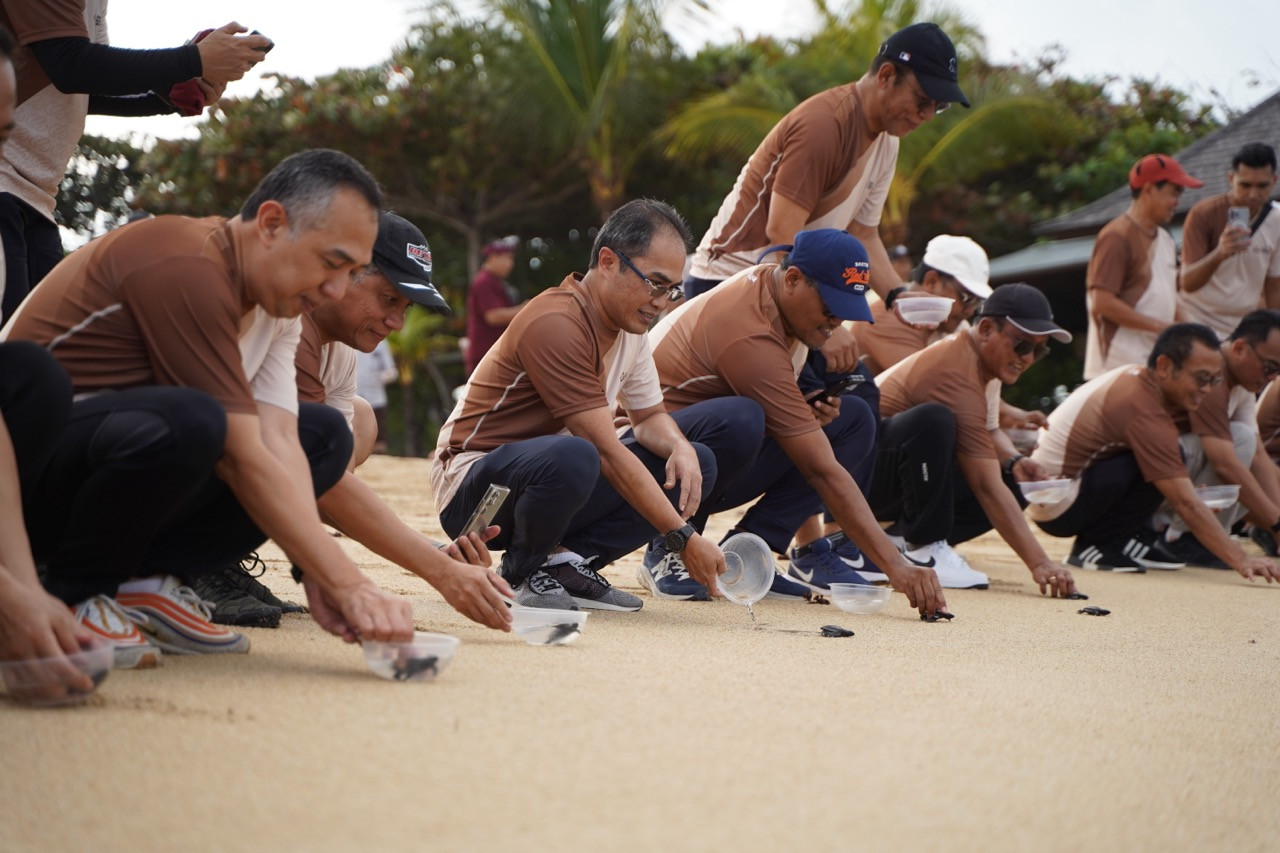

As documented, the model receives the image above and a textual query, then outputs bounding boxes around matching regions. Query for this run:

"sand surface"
[4,454,1279,852]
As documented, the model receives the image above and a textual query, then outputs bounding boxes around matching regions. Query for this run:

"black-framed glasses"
[943,275,981,308]
[610,247,683,302]
[1248,341,1280,378]
[995,319,1050,361]
[903,71,951,116]
[1187,370,1225,389]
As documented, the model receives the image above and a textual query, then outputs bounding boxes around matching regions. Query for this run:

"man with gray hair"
[432,199,765,611]
[3,148,415,666]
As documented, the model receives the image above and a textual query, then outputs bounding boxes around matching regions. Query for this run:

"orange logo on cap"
[843,264,871,287]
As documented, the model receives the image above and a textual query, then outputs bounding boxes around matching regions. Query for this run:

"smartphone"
[1228,205,1251,234]
[461,484,510,536]
[806,374,866,406]
[249,29,275,54]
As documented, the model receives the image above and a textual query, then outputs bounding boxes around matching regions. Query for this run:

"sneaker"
[190,569,282,628]
[541,557,642,612]
[637,542,711,601]
[116,576,250,654]
[1120,527,1184,570]
[1066,540,1145,573]
[1249,525,1279,557]
[787,536,882,591]
[765,570,811,600]
[229,553,307,613]
[826,532,889,583]
[904,541,990,588]
[513,570,579,610]
[74,595,162,670]
[1162,533,1229,570]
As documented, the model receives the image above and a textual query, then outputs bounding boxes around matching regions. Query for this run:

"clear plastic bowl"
[1007,427,1040,454]
[828,583,892,614]
[717,532,776,606]
[1196,484,1241,510]
[1019,478,1073,505]
[509,607,587,646]
[0,642,113,707]
[362,631,460,682]
[895,296,954,326]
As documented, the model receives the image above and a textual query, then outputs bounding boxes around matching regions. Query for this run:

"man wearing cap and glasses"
[642,228,948,617]
[192,212,518,633]
[432,199,764,612]
[464,236,523,375]
[875,284,1080,595]
[1085,153,1204,380]
[1030,323,1280,582]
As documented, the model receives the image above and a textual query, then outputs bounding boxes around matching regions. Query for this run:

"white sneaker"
[904,541,989,589]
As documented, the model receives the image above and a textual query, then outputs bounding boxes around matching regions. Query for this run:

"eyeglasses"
[1188,371,1225,389]
[902,71,951,116]
[610,248,683,302]
[996,320,1050,361]
[1248,341,1280,378]
[943,275,981,308]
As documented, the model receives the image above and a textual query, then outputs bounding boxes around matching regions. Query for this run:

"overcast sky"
[85,0,1279,142]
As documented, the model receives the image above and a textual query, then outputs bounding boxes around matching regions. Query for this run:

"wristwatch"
[663,523,697,553]
[1002,454,1026,476]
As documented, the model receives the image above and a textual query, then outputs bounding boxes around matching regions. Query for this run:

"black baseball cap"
[371,212,451,316]
[977,283,1072,342]
[878,22,970,109]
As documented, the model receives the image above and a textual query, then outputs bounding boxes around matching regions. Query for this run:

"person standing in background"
[356,340,396,454]
[464,236,523,375]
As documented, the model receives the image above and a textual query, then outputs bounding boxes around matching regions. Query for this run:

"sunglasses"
[610,247,683,302]
[995,319,1050,361]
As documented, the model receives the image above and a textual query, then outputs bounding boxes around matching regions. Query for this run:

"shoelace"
[80,595,134,632]
[239,552,268,578]
[653,551,691,581]
[569,558,609,588]
[526,571,564,595]
[168,584,216,620]
[804,546,849,578]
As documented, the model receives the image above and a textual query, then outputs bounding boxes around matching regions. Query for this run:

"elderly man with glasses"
[430,199,764,611]
[874,284,1081,594]
[1030,323,1280,582]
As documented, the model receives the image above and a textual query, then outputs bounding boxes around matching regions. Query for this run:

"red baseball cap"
[1128,154,1203,190]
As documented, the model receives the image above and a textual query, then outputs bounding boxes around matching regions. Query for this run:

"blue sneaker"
[638,542,711,601]
[827,532,889,583]
[766,570,812,600]
[787,536,883,591]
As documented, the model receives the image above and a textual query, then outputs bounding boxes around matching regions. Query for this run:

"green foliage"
[55,134,146,238]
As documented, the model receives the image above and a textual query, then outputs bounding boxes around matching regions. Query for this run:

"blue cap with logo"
[760,229,875,323]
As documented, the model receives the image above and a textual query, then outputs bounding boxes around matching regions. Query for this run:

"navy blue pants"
[708,393,879,555]
[32,392,351,604]
[1034,451,1164,546]
[440,397,765,581]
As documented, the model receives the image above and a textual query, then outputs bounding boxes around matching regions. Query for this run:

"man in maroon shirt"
[464,237,523,375]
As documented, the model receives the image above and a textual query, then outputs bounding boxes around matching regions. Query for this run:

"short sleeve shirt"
[464,267,516,374]
[854,296,932,375]
[877,332,999,460]
[0,216,274,415]
[430,274,664,509]
[1180,196,1280,339]
[1257,379,1280,458]
[1174,377,1256,441]
[295,314,358,430]
[690,83,898,280]
[648,265,816,440]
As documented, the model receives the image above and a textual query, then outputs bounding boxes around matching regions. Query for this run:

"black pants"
[1034,452,1163,547]
[0,194,64,323]
[869,403,957,545]
[31,391,351,604]
[0,341,72,501]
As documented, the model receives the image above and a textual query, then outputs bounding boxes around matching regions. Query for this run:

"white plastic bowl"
[717,532,776,606]
[1007,427,1040,454]
[828,583,892,614]
[362,631,460,682]
[1020,478,1073,505]
[509,607,587,646]
[895,295,954,326]
[0,642,113,707]
[1196,484,1241,510]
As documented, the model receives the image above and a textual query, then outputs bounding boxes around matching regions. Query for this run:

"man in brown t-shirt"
[1,149,421,663]
[649,228,947,617]
[876,284,1079,595]
[431,200,763,612]
[1031,324,1280,582]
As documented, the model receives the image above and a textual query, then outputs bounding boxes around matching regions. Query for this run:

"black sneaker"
[541,558,642,611]
[1163,534,1230,570]
[1066,540,1145,573]
[1249,525,1279,557]
[190,569,283,628]
[1121,527,1185,570]
[228,553,307,613]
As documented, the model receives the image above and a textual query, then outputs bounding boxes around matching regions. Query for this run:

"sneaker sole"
[1067,559,1145,574]
[210,606,283,628]
[937,579,990,589]
[118,600,250,654]
[568,595,642,612]
[1133,558,1184,571]
[635,563,710,601]
[112,643,162,670]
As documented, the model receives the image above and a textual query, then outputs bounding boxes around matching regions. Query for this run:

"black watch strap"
[1002,454,1025,476]
[664,523,697,553]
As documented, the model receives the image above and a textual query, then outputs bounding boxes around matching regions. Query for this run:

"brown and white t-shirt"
[295,313,358,430]
[689,83,898,281]
[854,296,932,375]
[1180,196,1280,339]
[1,215,295,415]
[1173,373,1256,441]
[1028,365,1186,520]
[430,275,664,510]
[877,332,1000,460]
[648,264,816,439]
[1257,379,1280,458]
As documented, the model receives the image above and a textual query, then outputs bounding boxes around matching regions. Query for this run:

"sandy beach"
[3,453,1279,852]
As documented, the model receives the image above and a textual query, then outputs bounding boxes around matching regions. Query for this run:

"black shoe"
[1120,527,1185,570]
[1066,540,1145,573]
[190,568,283,628]
[233,553,307,613]
[1249,525,1279,557]
[1163,534,1230,570]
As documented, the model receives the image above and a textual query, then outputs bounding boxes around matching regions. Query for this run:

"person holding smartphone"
[1179,143,1280,340]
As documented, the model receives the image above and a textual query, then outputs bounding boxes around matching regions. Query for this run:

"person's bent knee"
[349,396,376,471]
[298,402,354,496]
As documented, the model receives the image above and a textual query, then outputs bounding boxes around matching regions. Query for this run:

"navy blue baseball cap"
[760,229,875,323]
[372,212,451,316]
